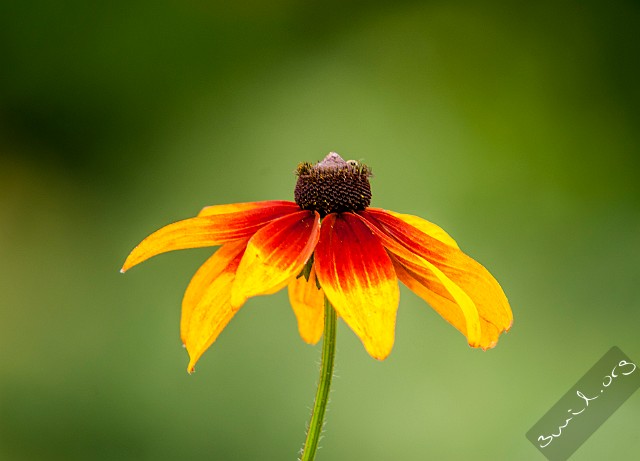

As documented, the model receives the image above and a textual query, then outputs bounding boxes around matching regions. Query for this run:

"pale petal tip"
[482,340,498,351]
[120,257,134,273]
[469,337,500,351]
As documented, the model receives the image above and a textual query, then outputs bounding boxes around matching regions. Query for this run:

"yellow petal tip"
[366,345,392,361]
[371,353,390,361]
[120,258,135,273]
[230,291,247,309]
[482,341,498,351]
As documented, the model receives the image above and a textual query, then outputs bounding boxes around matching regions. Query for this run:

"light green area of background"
[1,1,639,460]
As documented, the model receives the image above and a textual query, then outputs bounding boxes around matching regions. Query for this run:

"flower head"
[122,152,512,372]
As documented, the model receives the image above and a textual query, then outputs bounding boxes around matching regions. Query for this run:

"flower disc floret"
[294,152,372,217]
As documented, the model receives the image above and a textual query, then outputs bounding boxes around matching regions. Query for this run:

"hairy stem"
[300,296,337,461]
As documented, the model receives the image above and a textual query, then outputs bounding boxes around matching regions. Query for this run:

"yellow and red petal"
[230,210,320,307]
[287,265,325,344]
[315,212,399,360]
[121,201,300,272]
[373,208,459,249]
[393,260,501,349]
[360,209,512,349]
[363,222,483,346]
[180,240,247,373]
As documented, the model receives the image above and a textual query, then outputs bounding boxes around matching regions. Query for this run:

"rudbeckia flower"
[121,152,512,372]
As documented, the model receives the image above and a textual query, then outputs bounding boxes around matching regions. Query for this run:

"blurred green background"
[1,1,639,460]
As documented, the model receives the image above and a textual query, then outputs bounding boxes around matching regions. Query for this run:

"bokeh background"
[1,1,639,460]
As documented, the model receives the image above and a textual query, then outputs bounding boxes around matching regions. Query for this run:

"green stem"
[300,295,337,461]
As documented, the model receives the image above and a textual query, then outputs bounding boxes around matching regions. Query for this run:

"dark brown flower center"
[294,152,372,217]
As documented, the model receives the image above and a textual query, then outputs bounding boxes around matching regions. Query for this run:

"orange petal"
[231,210,320,307]
[198,200,297,217]
[121,201,300,272]
[360,209,512,349]
[393,260,503,349]
[377,234,483,346]
[287,265,325,344]
[180,240,247,373]
[373,208,459,249]
[315,212,399,360]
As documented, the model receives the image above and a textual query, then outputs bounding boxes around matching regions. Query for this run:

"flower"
[122,152,512,372]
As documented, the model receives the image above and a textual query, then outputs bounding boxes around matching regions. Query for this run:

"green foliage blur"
[1,1,639,460]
